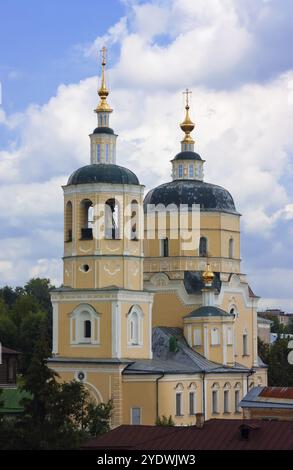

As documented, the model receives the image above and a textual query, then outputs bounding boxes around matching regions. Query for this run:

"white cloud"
[0,0,293,306]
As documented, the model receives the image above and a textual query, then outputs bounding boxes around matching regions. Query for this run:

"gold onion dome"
[180,89,195,143]
[202,263,214,286]
[95,46,112,113]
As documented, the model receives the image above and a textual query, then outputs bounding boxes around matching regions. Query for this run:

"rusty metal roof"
[260,387,293,399]
[82,419,293,450]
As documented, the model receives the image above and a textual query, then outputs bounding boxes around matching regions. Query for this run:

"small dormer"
[183,265,235,365]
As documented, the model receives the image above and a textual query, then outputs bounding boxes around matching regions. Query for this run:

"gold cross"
[101,46,107,65]
[183,88,192,106]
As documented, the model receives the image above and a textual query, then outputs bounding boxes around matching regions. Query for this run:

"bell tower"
[50,50,153,425]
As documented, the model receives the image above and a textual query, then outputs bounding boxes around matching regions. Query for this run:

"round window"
[77,371,85,381]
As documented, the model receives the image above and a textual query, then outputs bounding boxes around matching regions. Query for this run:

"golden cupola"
[170,89,205,181]
[90,47,118,165]
[180,89,195,149]
[95,46,113,114]
[202,263,215,287]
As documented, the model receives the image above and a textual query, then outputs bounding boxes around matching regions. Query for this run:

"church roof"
[67,163,140,186]
[123,327,250,375]
[171,151,203,161]
[184,306,233,319]
[144,179,238,214]
[92,126,115,135]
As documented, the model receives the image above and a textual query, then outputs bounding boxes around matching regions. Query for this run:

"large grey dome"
[67,164,140,186]
[144,179,238,214]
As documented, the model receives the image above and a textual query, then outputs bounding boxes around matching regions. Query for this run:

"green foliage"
[0,333,113,450]
[261,314,289,335]
[258,337,293,386]
[169,336,178,353]
[0,278,54,373]
[156,415,175,426]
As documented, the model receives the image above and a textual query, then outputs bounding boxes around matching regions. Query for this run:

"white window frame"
[189,163,194,178]
[224,389,230,413]
[175,392,183,416]
[189,391,196,415]
[227,327,233,346]
[69,304,100,346]
[235,389,241,413]
[96,144,101,162]
[193,328,202,346]
[211,327,220,346]
[243,328,249,355]
[131,407,142,425]
[212,390,219,414]
[127,305,144,347]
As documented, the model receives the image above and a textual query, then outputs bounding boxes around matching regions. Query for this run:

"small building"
[0,342,29,415]
[257,316,272,344]
[258,309,293,328]
[82,418,293,450]
[240,386,293,420]
[0,343,19,387]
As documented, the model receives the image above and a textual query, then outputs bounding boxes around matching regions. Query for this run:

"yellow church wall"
[221,292,255,368]
[122,373,251,425]
[57,301,112,358]
[152,291,194,328]
[205,375,245,420]
[143,211,240,261]
[120,302,152,359]
[122,379,157,425]
[159,377,203,426]
[64,257,144,291]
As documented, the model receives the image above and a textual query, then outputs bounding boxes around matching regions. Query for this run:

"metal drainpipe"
[246,368,255,392]
[202,371,206,420]
[156,372,165,421]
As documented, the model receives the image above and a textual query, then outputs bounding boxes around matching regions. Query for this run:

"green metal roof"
[0,388,31,414]
[184,305,233,319]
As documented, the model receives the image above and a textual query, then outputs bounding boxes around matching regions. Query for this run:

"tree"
[156,415,175,426]
[0,278,54,373]
[0,332,113,450]
[258,337,293,386]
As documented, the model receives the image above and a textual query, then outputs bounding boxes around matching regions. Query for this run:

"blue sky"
[0,0,293,311]
[0,0,123,111]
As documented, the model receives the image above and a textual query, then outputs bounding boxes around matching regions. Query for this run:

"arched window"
[211,327,220,346]
[160,237,169,257]
[69,304,100,345]
[227,327,233,346]
[188,383,197,415]
[127,306,143,346]
[84,320,91,338]
[243,328,248,355]
[189,164,194,178]
[199,237,207,257]
[211,383,220,414]
[79,311,91,343]
[96,144,101,162]
[130,199,139,240]
[65,201,73,242]
[178,164,183,178]
[223,383,231,413]
[229,238,234,258]
[105,198,120,239]
[175,383,184,416]
[80,199,94,240]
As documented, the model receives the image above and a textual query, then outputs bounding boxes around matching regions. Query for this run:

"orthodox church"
[48,50,267,426]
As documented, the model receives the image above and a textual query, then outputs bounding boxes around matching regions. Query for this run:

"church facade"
[48,50,267,426]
